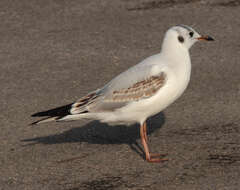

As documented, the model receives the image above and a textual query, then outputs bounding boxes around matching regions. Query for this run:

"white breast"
[99,50,192,125]
[119,56,191,124]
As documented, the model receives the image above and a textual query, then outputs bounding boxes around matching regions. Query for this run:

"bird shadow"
[23,112,165,160]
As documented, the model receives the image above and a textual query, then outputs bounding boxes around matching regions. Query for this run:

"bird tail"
[30,116,61,125]
[30,103,93,125]
[31,103,73,125]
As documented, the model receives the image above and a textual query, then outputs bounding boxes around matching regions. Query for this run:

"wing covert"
[105,72,166,102]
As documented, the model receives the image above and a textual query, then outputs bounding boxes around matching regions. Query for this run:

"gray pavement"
[1,0,240,189]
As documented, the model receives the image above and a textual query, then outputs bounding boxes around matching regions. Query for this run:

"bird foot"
[146,153,168,163]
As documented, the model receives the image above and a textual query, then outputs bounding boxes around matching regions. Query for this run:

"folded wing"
[71,72,167,114]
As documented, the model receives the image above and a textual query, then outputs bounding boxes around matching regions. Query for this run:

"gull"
[31,25,214,163]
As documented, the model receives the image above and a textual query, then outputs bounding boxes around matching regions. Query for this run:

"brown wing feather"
[70,90,101,114]
[108,72,166,102]
[73,92,98,108]
[71,73,166,114]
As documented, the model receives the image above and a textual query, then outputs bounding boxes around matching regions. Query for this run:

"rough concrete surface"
[1,0,240,189]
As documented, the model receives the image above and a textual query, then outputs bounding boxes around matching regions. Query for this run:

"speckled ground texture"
[1,0,240,189]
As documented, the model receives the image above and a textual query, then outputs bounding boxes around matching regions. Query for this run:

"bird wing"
[70,62,167,114]
[104,73,166,102]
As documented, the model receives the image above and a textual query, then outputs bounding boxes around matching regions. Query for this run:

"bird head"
[162,25,214,51]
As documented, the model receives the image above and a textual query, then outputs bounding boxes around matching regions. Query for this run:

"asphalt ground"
[1,0,240,189]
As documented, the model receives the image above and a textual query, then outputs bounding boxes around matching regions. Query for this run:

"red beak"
[197,35,214,41]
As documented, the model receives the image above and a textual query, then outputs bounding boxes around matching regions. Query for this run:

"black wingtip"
[31,103,73,117]
[29,121,39,126]
[31,113,39,117]
[29,118,45,126]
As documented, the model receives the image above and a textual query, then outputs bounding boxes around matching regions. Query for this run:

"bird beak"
[197,35,214,41]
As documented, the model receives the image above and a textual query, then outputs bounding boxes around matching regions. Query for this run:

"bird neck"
[161,42,190,66]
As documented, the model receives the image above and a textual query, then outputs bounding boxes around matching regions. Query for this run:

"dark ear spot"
[178,36,184,43]
[189,31,194,37]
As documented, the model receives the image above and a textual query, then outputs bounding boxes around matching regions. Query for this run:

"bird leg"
[140,121,168,163]
[143,122,148,143]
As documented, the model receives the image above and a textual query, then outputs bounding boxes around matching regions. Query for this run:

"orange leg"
[140,122,168,163]
[143,122,148,143]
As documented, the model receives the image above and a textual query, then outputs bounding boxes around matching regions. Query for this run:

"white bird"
[31,25,214,163]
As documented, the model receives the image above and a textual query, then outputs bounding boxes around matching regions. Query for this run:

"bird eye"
[189,31,194,37]
[178,36,184,43]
